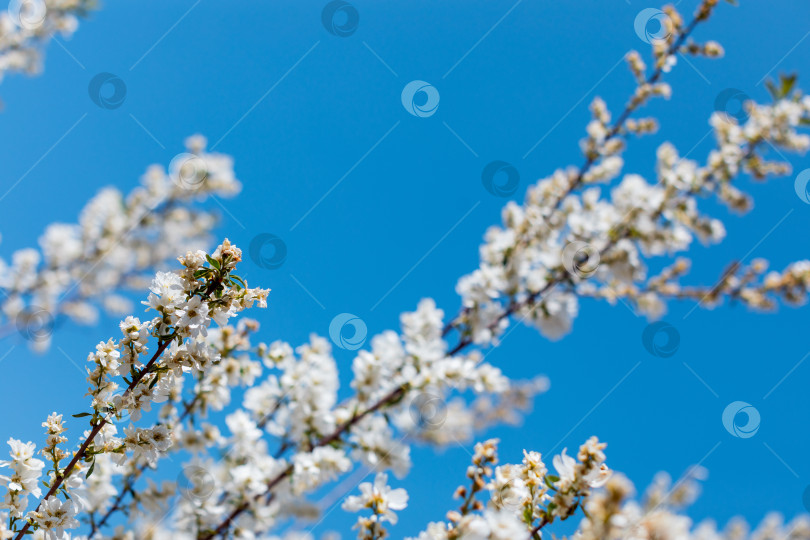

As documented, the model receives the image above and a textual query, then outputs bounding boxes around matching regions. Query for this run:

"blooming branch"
[1,135,241,351]
[0,0,96,88]
[2,239,268,539]
[3,1,810,540]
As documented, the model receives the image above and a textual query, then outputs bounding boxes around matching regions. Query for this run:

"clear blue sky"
[2,0,810,536]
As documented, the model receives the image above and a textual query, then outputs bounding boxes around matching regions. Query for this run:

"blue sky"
[2,0,810,536]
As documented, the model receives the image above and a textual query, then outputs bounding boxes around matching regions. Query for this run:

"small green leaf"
[765,73,799,101]
[206,255,220,270]
[72,412,92,418]
[780,73,797,98]
[765,80,779,101]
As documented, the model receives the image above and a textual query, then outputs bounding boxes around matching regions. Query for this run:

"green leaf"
[72,412,92,418]
[780,73,798,98]
[206,255,220,270]
[86,460,95,479]
[765,80,779,101]
[765,73,799,101]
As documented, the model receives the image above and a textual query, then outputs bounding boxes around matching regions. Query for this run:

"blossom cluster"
[400,437,610,539]
[145,297,541,540]
[3,1,810,540]
[342,472,409,539]
[0,439,44,521]
[395,440,810,540]
[575,466,810,540]
[450,9,810,348]
[1,135,241,351]
[0,0,95,86]
[0,240,268,539]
